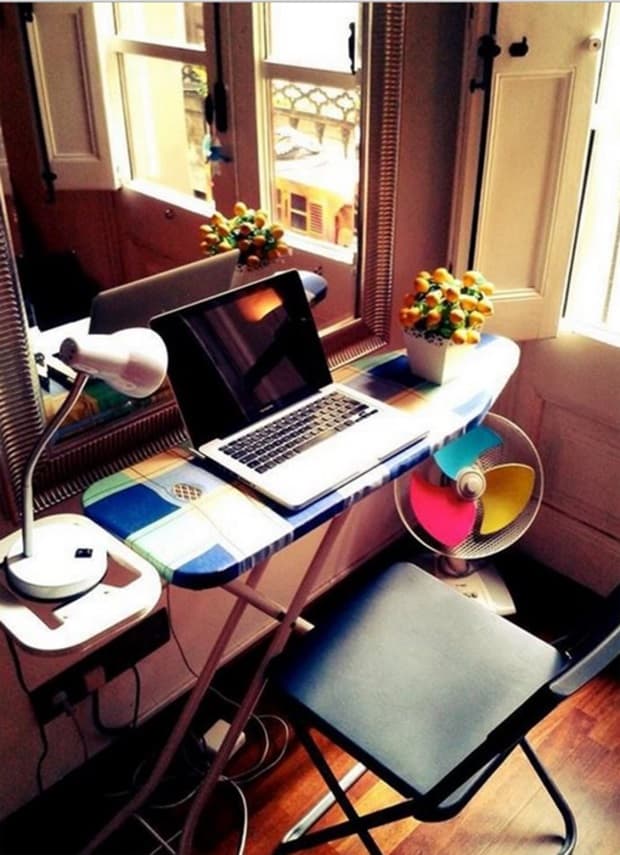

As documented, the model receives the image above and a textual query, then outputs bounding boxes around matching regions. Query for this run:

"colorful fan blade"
[479,464,535,535]
[433,425,502,480]
[409,472,477,548]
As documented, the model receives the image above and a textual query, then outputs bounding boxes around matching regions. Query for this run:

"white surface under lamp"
[4,328,168,601]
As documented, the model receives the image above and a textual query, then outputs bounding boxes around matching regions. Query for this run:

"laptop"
[151,269,428,510]
[89,251,240,334]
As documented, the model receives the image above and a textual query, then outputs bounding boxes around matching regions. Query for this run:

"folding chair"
[270,561,620,854]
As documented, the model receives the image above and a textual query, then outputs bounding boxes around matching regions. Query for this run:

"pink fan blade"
[409,472,477,548]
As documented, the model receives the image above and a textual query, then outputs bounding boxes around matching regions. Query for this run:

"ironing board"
[76,335,520,853]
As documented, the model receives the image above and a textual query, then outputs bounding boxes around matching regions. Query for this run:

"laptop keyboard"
[220,391,378,473]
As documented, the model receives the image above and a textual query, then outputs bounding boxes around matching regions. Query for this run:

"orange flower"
[399,266,494,344]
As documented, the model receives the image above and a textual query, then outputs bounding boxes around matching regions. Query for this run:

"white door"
[451,2,607,340]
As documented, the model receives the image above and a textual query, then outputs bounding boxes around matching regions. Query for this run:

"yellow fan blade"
[479,464,535,535]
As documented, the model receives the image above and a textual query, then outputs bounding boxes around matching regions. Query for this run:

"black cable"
[61,698,89,765]
[5,633,50,795]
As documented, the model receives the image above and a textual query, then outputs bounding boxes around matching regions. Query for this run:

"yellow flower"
[425,289,443,309]
[460,294,478,312]
[432,266,453,284]
[477,298,494,315]
[462,270,482,287]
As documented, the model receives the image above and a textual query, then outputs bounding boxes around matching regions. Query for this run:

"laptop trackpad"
[260,435,380,507]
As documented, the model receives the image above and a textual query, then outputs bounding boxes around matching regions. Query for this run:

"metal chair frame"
[271,561,620,855]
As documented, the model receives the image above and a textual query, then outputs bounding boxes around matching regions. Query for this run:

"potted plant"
[199,201,291,272]
[399,267,494,383]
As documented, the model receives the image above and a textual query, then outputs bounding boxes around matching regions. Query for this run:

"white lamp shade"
[60,328,168,398]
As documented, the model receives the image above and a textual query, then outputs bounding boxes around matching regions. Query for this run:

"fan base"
[411,553,516,616]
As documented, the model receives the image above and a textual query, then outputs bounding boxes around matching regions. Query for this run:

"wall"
[498,334,620,596]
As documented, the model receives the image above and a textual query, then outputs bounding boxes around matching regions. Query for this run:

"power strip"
[203,719,246,757]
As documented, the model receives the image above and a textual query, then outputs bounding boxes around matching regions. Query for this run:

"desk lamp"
[4,328,168,601]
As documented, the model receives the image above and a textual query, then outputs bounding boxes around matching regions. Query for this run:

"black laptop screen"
[151,270,333,448]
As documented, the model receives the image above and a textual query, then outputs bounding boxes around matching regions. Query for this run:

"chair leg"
[520,738,578,855]
[276,726,383,855]
[280,761,367,845]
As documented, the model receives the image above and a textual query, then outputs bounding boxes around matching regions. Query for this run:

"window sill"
[559,318,620,348]
[285,232,356,266]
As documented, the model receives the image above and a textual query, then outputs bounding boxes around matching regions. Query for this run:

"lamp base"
[5,517,107,601]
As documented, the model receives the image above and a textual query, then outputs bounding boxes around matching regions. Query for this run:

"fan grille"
[394,414,543,560]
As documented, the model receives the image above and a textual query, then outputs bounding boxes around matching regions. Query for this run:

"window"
[101,2,362,260]
[101,2,211,204]
[202,2,403,358]
[260,2,361,256]
[563,4,620,347]
[99,0,371,340]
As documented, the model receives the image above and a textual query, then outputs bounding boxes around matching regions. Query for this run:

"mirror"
[0,3,406,522]
[0,181,187,522]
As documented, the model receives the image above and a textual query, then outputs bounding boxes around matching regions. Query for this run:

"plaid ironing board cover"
[82,336,519,589]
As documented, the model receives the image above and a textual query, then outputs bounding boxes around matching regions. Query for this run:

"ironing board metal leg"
[81,560,270,854]
[177,511,349,855]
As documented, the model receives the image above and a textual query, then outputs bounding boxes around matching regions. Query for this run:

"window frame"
[96,2,210,201]
[97,1,405,363]
[255,3,362,264]
[562,3,620,347]
[203,2,405,366]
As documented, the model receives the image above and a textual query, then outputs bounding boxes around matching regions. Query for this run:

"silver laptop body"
[89,251,240,333]
[151,270,428,510]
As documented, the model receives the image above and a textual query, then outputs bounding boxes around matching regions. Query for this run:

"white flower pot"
[403,330,475,384]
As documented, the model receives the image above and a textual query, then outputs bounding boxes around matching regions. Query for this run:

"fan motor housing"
[455,466,486,500]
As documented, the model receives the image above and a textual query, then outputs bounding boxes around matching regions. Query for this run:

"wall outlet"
[30,608,170,724]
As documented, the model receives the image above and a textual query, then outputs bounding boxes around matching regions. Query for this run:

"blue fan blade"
[434,425,502,480]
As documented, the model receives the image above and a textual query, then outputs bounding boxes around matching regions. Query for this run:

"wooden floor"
[1,549,619,855]
[191,666,620,855]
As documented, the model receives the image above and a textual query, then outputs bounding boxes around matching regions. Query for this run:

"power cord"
[224,778,249,855]
[133,589,293,854]
[207,684,291,784]
[57,692,89,765]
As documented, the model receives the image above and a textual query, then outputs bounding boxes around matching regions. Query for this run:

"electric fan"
[394,413,543,612]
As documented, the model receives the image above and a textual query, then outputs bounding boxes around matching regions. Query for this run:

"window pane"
[121,55,208,198]
[267,3,359,72]
[115,2,204,46]
[271,79,360,249]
